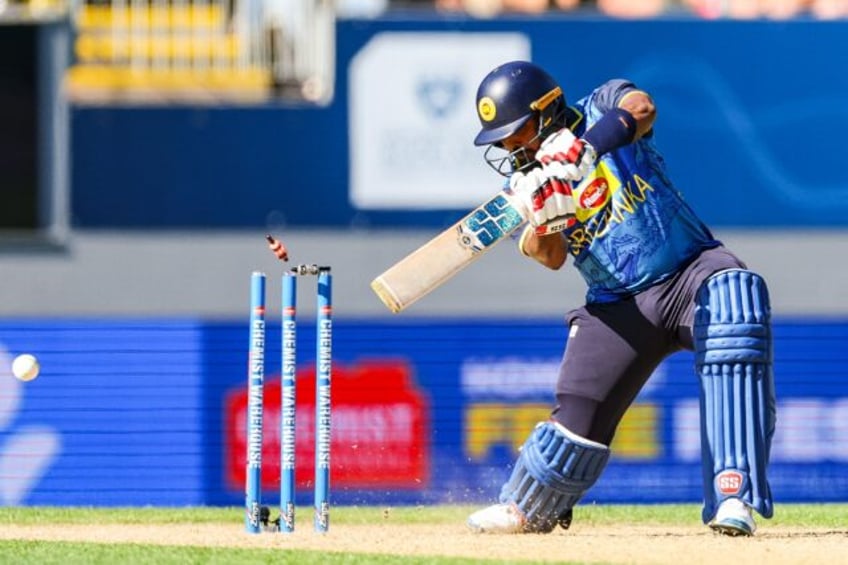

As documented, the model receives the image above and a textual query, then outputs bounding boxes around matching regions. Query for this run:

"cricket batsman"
[465,61,776,536]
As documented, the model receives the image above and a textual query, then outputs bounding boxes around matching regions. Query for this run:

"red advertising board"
[225,360,429,491]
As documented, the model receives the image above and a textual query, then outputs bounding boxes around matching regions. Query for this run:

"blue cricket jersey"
[559,79,720,303]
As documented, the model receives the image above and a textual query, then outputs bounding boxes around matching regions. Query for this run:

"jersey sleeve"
[590,79,641,114]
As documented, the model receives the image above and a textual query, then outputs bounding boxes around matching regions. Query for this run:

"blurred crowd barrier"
[0,0,66,19]
[64,0,335,103]
[57,0,848,103]
[405,0,848,20]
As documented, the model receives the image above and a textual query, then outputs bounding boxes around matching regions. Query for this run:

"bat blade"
[371,191,527,313]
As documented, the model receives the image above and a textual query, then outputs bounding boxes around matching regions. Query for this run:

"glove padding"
[536,128,597,184]
[509,168,576,235]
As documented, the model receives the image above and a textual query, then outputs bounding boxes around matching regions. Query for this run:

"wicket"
[245,264,333,534]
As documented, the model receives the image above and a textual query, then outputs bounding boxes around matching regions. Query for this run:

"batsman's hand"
[509,168,576,235]
[536,127,597,184]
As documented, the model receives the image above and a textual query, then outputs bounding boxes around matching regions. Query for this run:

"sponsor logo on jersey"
[579,177,610,209]
[567,160,656,258]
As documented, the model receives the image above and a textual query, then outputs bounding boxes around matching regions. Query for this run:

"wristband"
[581,108,637,156]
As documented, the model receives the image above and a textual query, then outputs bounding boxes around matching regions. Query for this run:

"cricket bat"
[370,191,528,313]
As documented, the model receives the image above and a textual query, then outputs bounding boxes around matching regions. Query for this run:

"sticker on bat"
[457,194,524,252]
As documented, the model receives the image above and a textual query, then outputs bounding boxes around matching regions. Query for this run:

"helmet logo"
[478,96,497,122]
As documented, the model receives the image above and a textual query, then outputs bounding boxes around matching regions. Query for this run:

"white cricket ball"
[12,354,40,381]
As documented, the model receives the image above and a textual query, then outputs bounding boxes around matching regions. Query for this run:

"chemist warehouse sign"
[225,361,429,491]
[348,32,530,211]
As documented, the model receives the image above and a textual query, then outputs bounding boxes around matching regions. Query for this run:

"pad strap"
[500,421,609,532]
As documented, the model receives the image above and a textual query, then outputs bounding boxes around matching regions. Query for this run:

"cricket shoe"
[467,503,526,534]
[709,498,756,537]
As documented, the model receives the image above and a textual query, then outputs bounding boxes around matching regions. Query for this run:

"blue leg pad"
[695,269,776,523]
[499,421,609,532]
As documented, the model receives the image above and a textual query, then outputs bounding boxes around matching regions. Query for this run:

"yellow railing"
[76,4,226,29]
[75,33,242,62]
[66,0,335,103]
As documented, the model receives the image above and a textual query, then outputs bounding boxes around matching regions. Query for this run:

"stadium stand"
[65,0,335,103]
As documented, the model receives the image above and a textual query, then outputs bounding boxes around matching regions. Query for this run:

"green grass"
[0,504,845,564]
[2,541,291,565]
[1,503,845,527]
[0,540,489,565]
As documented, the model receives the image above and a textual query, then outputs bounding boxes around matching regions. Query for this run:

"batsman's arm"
[518,225,568,270]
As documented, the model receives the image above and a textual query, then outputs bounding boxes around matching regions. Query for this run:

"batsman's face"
[482,118,543,177]
[502,119,542,157]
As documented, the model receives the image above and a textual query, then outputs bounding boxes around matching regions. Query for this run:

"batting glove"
[536,128,597,184]
[509,168,576,234]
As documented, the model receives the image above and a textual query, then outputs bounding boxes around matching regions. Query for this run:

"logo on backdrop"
[224,360,430,491]
[461,356,663,461]
[349,32,530,210]
[417,78,462,119]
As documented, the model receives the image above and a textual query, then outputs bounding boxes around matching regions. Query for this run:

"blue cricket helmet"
[473,60,566,147]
